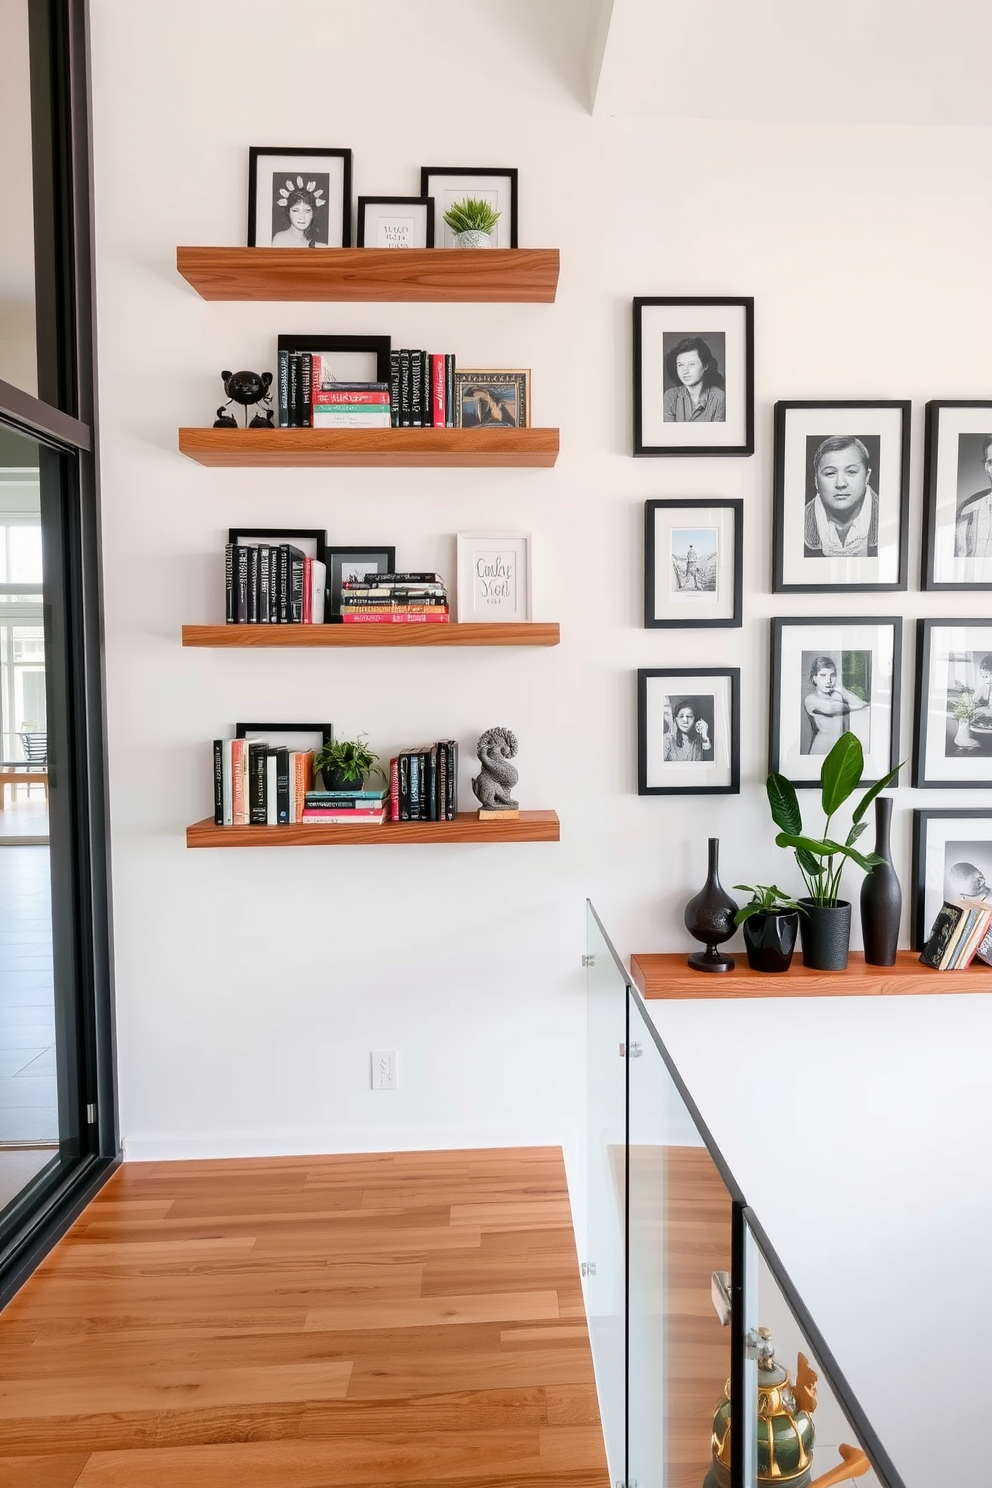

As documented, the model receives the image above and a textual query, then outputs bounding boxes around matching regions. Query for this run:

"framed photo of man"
[913,620,992,787]
[770,617,902,787]
[637,668,740,795]
[772,401,910,593]
[922,401,992,591]
[912,809,992,953]
[643,499,743,627]
[632,297,754,457]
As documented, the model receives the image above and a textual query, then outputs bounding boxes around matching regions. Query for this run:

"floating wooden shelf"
[176,246,560,303]
[181,622,560,648]
[630,949,992,1000]
[186,810,560,848]
[178,426,559,468]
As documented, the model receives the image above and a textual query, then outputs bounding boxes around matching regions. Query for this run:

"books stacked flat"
[919,898,992,970]
[225,542,327,624]
[301,786,389,825]
[340,572,449,626]
[312,382,391,430]
[390,742,458,821]
[213,738,314,826]
[389,351,455,428]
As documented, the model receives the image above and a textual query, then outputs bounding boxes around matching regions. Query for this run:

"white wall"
[88,0,992,1166]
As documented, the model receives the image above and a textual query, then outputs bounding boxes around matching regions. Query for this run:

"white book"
[312,410,391,428]
[310,559,326,624]
[266,753,278,825]
[221,738,234,826]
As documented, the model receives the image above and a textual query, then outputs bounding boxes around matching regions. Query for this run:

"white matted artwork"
[247,147,351,248]
[644,499,742,627]
[633,298,753,456]
[637,669,740,795]
[923,402,992,590]
[357,196,433,249]
[420,168,518,249]
[913,809,992,950]
[456,533,531,623]
[914,621,992,787]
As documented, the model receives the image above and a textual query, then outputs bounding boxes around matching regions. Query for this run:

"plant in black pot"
[733,884,807,974]
[767,733,901,971]
[312,734,383,792]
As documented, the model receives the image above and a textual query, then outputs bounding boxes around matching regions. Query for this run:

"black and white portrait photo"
[800,649,871,757]
[803,434,880,559]
[633,298,753,457]
[662,694,715,763]
[912,809,992,949]
[638,668,740,794]
[915,622,992,786]
[922,404,992,590]
[248,148,352,249]
[670,527,718,595]
[661,334,726,424]
[954,432,992,559]
[643,500,742,629]
[269,173,330,247]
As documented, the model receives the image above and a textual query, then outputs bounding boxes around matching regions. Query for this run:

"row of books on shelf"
[277,351,455,429]
[225,543,326,624]
[919,898,992,971]
[340,573,449,625]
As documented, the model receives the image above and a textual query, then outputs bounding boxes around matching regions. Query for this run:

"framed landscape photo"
[454,370,529,429]
[770,616,901,786]
[922,401,992,591]
[637,668,740,795]
[277,334,391,387]
[326,547,396,620]
[644,498,742,628]
[420,167,518,248]
[456,533,531,623]
[773,401,909,593]
[356,196,434,249]
[912,809,992,952]
[248,147,352,248]
[632,297,753,457]
[913,620,992,787]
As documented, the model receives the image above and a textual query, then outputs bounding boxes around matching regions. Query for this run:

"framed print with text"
[356,196,434,249]
[922,401,992,591]
[637,668,740,795]
[456,532,531,623]
[247,147,352,248]
[420,167,518,249]
[632,297,754,457]
[914,620,992,787]
[912,809,992,953]
[644,498,742,628]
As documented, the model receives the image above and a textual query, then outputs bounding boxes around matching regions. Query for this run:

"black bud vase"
[684,837,737,973]
[860,795,901,966]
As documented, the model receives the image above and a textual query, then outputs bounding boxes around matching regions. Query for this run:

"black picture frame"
[912,808,992,951]
[235,723,333,747]
[227,527,327,566]
[247,146,352,248]
[772,400,911,593]
[769,616,902,787]
[356,196,435,249]
[419,166,519,248]
[326,546,396,620]
[922,401,992,592]
[632,297,754,458]
[913,618,992,788]
[644,498,743,628]
[277,335,391,387]
[637,667,740,796]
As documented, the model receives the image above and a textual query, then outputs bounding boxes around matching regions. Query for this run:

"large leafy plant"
[442,197,501,235]
[767,733,901,908]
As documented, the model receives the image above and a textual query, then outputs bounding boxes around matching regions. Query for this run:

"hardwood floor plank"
[305,1290,560,1333]
[0,1454,90,1488]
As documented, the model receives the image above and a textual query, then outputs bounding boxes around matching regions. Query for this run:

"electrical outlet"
[371,1049,397,1090]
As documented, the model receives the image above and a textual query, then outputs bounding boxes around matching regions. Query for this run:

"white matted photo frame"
[913,619,992,787]
[644,499,742,628]
[456,533,531,623]
[912,808,992,952]
[770,617,901,787]
[922,401,992,591]
[247,147,352,248]
[326,546,396,620]
[420,167,518,249]
[637,668,740,796]
[356,196,434,249]
[632,297,753,457]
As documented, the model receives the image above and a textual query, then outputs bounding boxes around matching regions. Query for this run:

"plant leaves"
[775,833,879,873]
[846,820,869,847]
[797,849,823,877]
[851,762,905,826]
[767,773,802,835]
[820,734,864,817]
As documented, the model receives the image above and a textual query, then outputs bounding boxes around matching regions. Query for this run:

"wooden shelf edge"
[181,622,560,648]
[177,426,559,468]
[187,810,559,847]
[630,950,992,999]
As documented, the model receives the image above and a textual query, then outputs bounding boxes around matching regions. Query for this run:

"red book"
[312,389,390,404]
[302,556,312,622]
[390,756,400,821]
[301,808,386,821]
[431,353,446,427]
[341,611,450,624]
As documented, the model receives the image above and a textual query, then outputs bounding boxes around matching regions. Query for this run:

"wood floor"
[0,1147,609,1488]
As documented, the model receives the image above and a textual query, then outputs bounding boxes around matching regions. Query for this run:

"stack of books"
[301,785,389,825]
[278,350,391,428]
[389,741,458,821]
[340,572,449,625]
[225,542,327,624]
[212,738,314,826]
[919,898,992,970]
[390,350,455,428]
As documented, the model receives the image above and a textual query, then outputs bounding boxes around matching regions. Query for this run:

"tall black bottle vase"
[860,795,901,966]
[684,837,737,973]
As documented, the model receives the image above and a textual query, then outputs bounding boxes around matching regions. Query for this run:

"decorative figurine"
[684,837,737,972]
[213,369,274,429]
[472,727,519,818]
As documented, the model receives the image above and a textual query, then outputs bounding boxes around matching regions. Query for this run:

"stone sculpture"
[472,727,519,812]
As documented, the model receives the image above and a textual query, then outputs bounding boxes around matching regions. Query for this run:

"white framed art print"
[456,533,531,623]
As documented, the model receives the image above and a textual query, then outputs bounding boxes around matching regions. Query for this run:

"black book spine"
[399,350,411,427]
[269,548,280,622]
[224,543,234,624]
[436,743,445,824]
[289,553,304,623]
[277,349,290,427]
[445,353,455,428]
[247,546,259,624]
[258,546,271,624]
[399,752,411,821]
[410,752,422,820]
[410,349,424,427]
[288,354,300,427]
[389,350,401,429]
[447,739,457,820]
[275,747,290,824]
[278,546,290,623]
[235,545,249,624]
[248,744,268,825]
[300,352,312,428]
[213,739,224,826]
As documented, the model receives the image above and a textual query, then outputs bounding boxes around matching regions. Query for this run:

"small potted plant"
[312,734,383,792]
[732,884,807,974]
[442,197,501,248]
[952,689,980,750]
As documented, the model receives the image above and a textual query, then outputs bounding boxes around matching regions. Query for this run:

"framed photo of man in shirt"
[922,401,992,591]
[632,297,754,456]
[772,400,910,593]
[637,667,740,795]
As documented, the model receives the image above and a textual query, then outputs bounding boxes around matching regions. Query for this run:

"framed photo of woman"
[644,498,743,628]
[770,617,902,786]
[632,298,754,457]
[913,620,992,787]
[248,147,352,248]
[922,402,992,591]
[912,808,992,951]
[637,668,740,795]
[772,401,910,592]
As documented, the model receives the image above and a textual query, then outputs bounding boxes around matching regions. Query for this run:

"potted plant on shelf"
[442,197,501,248]
[313,734,384,792]
[766,733,901,971]
[732,885,807,974]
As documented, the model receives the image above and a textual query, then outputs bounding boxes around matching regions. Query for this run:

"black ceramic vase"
[799,899,852,971]
[684,838,737,973]
[742,911,799,974]
[860,795,901,966]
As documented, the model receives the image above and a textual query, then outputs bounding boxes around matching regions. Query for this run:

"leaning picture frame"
[637,668,740,795]
[276,335,391,388]
[356,196,435,249]
[644,499,743,628]
[456,533,531,623]
[922,401,992,591]
[247,146,352,248]
[419,167,518,249]
[632,297,754,457]
[913,619,992,787]
[454,370,529,430]
[236,723,332,749]
[227,528,327,565]
[325,547,397,620]
[769,616,902,787]
[912,808,992,953]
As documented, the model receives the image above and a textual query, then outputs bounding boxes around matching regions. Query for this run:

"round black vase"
[684,838,737,973]
[799,899,852,971]
[860,795,901,966]
[742,911,799,974]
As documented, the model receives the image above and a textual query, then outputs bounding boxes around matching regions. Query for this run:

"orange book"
[291,750,313,823]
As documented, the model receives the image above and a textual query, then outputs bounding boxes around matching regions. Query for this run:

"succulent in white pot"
[442,196,501,248]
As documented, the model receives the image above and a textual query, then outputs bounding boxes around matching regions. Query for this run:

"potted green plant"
[312,734,384,792]
[767,733,901,971]
[732,884,807,974]
[952,689,980,750]
[442,197,500,248]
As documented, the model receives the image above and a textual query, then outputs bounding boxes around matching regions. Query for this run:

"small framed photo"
[644,499,742,628]
[912,809,992,952]
[236,723,332,749]
[770,617,902,786]
[247,147,352,248]
[456,533,531,623]
[637,668,740,795]
[228,527,327,565]
[357,196,435,249]
[913,620,992,787]
[277,334,391,387]
[632,297,754,457]
[326,547,396,620]
[773,401,910,592]
[420,167,518,248]
[922,401,992,590]
[454,370,529,429]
